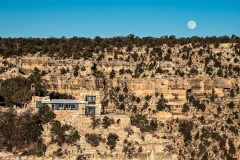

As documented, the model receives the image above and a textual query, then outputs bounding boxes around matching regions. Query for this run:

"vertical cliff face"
[1,41,240,159]
[0,43,238,109]
[0,43,238,106]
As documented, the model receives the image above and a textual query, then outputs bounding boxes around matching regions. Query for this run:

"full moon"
[187,20,196,29]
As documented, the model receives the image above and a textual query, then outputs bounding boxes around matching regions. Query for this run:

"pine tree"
[182,103,190,112]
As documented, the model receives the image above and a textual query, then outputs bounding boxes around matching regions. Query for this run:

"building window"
[66,104,71,110]
[58,104,64,110]
[72,104,77,110]
[85,106,96,115]
[52,104,57,110]
[86,96,96,104]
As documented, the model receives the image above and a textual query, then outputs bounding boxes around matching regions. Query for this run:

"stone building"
[34,87,103,116]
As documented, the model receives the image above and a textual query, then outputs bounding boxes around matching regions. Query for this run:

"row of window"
[51,104,78,110]
[86,96,96,103]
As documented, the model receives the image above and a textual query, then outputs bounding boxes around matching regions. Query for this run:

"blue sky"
[0,0,239,38]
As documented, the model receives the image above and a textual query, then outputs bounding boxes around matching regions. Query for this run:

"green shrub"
[102,116,114,128]
[85,133,103,147]
[182,103,190,112]
[50,120,80,146]
[109,69,116,79]
[107,133,119,150]
[73,65,79,77]
[60,67,67,75]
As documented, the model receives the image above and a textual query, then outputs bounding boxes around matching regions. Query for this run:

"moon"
[187,20,196,29]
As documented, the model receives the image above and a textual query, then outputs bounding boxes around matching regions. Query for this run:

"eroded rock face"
[1,52,238,117]
[0,55,215,96]
[1,42,240,160]
[0,52,237,99]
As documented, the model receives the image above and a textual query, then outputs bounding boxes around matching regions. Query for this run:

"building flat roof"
[41,99,88,104]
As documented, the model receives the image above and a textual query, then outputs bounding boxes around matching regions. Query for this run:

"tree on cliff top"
[0,77,32,107]
[0,75,48,107]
